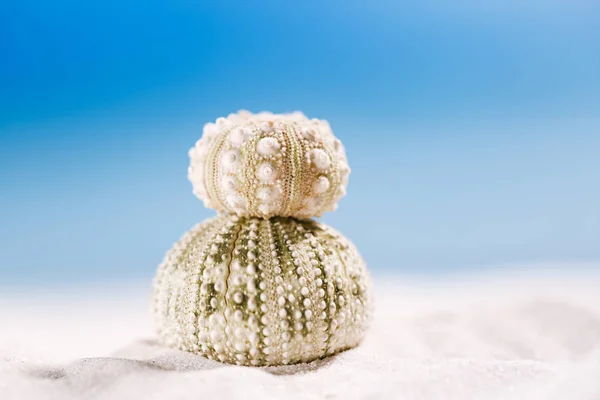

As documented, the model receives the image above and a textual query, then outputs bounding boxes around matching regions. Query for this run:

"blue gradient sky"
[1,1,599,285]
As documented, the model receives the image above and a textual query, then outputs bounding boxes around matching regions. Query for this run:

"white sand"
[2,269,600,400]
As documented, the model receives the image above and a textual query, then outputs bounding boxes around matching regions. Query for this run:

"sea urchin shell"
[152,214,372,366]
[187,111,350,219]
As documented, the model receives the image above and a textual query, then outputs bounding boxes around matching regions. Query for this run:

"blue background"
[1,1,599,285]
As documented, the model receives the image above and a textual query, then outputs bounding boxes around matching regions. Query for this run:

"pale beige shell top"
[188,110,350,219]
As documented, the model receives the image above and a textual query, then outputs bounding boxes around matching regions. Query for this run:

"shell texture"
[152,214,372,366]
[187,110,350,219]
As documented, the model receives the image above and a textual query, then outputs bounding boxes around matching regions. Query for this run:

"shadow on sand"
[24,338,339,381]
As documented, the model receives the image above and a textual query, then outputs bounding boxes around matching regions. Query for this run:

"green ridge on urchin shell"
[152,214,372,366]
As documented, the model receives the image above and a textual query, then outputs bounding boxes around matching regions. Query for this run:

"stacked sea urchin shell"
[187,110,351,219]
[152,111,372,366]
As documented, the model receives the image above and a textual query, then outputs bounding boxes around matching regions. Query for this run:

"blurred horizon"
[1,1,599,285]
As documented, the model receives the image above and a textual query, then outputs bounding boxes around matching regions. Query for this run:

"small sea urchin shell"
[187,110,350,219]
[152,214,372,366]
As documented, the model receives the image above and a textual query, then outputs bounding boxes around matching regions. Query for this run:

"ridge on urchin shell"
[152,214,372,366]
[187,110,351,219]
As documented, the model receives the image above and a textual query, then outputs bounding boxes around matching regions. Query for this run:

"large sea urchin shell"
[152,214,372,366]
[188,110,350,219]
